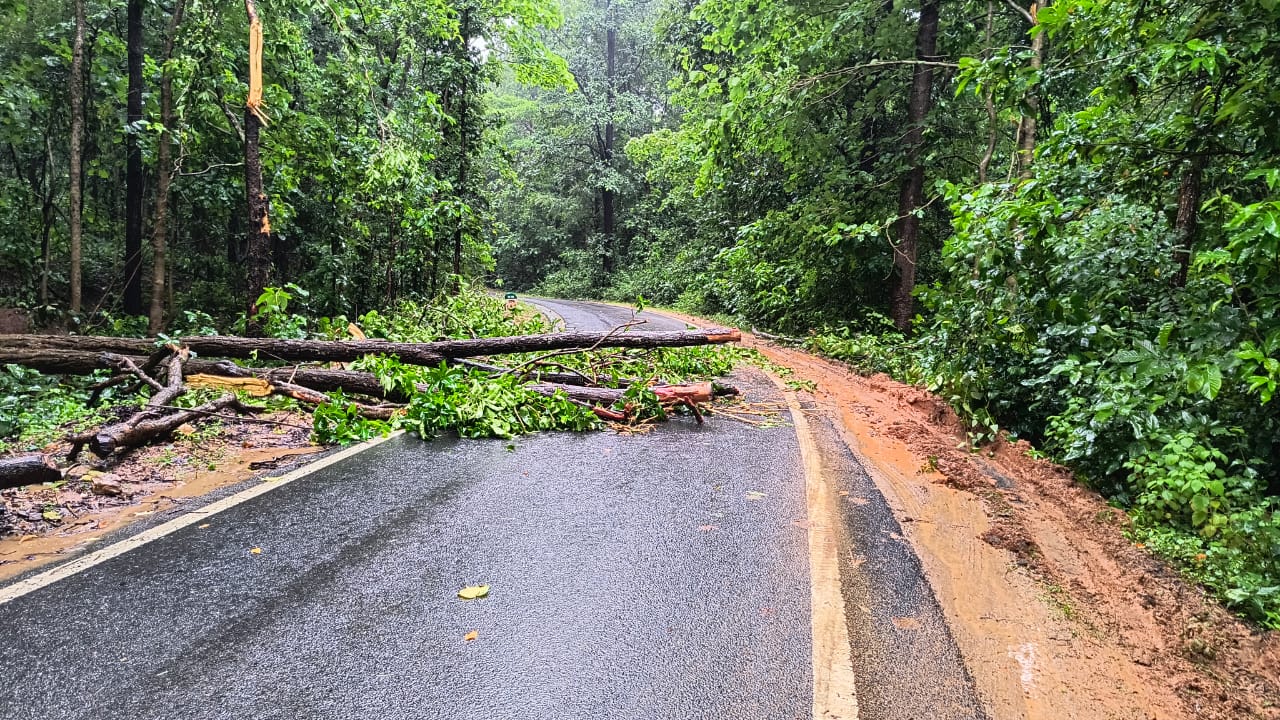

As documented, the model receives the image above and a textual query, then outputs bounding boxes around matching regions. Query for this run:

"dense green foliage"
[0,0,570,323]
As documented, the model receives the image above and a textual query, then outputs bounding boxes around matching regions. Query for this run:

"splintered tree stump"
[0,455,61,489]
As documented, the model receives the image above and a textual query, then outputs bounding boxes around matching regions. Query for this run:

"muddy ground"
[0,411,319,581]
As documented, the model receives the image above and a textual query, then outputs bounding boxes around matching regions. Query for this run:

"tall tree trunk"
[888,0,940,332]
[69,0,85,314]
[124,0,145,316]
[149,0,186,334]
[450,9,473,295]
[976,0,998,183]
[39,137,53,307]
[1172,156,1204,288]
[243,0,272,336]
[1015,1,1047,179]
[601,12,617,275]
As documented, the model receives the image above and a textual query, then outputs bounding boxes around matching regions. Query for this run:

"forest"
[0,0,1278,626]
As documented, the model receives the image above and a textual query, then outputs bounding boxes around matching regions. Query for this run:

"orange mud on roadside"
[656,306,1279,720]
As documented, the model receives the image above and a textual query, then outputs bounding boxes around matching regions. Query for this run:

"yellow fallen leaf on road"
[250,547,263,555]
[457,584,490,600]
[464,630,478,641]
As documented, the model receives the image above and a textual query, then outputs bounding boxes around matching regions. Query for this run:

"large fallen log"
[0,455,60,490]
[0,327,740,366]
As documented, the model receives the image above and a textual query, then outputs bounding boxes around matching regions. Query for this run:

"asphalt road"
[520,296,693,333]
[0,299,985,720]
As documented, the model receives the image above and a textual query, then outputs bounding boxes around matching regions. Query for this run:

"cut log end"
[0,455,61,490]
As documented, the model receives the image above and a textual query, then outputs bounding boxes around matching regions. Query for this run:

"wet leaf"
[464,630,478,641]
[457,584,490,600]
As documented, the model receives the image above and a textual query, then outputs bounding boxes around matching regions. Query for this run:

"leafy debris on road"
[457,584,490,600]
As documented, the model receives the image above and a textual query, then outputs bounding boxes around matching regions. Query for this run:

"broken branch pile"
[0,326,742,463]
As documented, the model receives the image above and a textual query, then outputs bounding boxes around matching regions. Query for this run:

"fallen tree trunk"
[0,455,60,489]
[0,348,734,409]
[0,327,740,366]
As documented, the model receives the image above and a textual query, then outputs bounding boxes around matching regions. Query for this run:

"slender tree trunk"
[1172,156,1204,288]
[69,0,85,314]
[124,0,145,316]
[385,223,397,304]
[1015,1,1048,179]
[39,137,53,307]
[601,13,617,275]
[976,0,997,183]
[450,10,473,295]
[149,0,186,334]
[888,0,940,332]
[243,0,272,335]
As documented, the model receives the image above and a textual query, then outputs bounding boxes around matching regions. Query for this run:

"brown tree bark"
[149,0,187,334]
[888,0,940,332]
[1172,156,1204,288]
[124,0,145,316]
[69,0,85,314]
[244,0,272,335]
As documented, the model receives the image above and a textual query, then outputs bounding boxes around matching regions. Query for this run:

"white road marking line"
[0,431,403,606]
[770,377,860,720]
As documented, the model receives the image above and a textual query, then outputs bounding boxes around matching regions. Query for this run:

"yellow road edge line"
[769,375,860,720]
[0,430,404,606]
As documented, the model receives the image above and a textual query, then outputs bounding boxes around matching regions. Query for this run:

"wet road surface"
[521,296,692,333]
[0,299,985,720]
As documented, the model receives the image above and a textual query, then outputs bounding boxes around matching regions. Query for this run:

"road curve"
[521,296,693,333]
[0,298,985,720]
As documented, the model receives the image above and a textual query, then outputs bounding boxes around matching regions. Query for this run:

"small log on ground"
[0,455,60,489]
